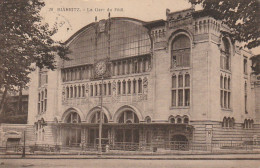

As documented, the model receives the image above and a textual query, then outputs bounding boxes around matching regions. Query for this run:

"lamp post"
[98,76,104,155]
[22,130,25,158]
[95,60,107,156]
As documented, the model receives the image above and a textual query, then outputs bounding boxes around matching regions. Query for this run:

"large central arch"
[113,105,143,122]
[86,106,112,123]
[61,108,83,147]
[61,107,85,123]
[113,105,142,144]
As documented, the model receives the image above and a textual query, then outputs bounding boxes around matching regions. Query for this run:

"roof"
[63,17,149,45]
[144,19,166,29]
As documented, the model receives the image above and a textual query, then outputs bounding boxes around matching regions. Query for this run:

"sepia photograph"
[0,0,260,167]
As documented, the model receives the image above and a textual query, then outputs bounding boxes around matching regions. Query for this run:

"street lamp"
[94,60,107,155]
[22,130,26,158]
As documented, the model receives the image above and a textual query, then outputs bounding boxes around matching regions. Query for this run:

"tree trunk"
[17,85,23,115]
[0,86,8,116]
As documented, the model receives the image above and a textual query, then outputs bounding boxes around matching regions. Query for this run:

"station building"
[27,7,260,149]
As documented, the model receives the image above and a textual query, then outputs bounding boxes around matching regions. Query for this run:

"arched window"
[103,83,107,96]
[127,80,131,94]
[117,81,121,95]
[231,118,235,128]
[169,117,175,124]
[178,74,183,88]
[228,117,233,128]
[133,79,136,94]
[78,85,81,97]
[90,111,108,123]
[223,117,235,128]
[65,112,81,123]
[99,83,102,96]
[171,34,190,68]
[138,78,142,93]
[70,86,73,98]
[244,119,247,129]
[185,74,190,87]
[116,110,140,144]
[95,84,98,96]
[172,75,177,88]
[90,84,93,96]
[177,117,182,124]
[74,86,77,97]
[145,116,151,123]
[118,111,139,123]
[184,117,189,124]
[245,119,253,129]
[222,117,226,127]
[220,37,231,70]
[122,80,126,94]
[108,82,111,95]
[251,120,254,128]
[64,112,81,146]
[66,87,69,98]
[82,85,85,97]
[226,117,230,128]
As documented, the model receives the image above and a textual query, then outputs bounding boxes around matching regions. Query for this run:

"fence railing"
[1,141,260,154]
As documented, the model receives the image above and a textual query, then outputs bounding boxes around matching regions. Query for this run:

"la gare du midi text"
[53,8,123,12]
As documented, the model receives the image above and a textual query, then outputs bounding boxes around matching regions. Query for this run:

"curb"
[1,157,260,160]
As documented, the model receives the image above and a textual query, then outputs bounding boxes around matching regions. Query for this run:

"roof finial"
[166,8,170,16]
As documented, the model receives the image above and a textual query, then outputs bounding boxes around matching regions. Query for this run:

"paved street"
[0,159,260,168]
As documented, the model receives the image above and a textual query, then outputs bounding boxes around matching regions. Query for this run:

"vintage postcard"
[0,0,260,167]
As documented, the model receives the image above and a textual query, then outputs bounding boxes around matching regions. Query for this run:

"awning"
[53,122,194,130]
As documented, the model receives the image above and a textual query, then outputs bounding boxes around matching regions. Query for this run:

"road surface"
[0,159,260,168]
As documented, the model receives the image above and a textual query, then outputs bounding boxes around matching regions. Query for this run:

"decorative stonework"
[112,80,116,93]
[112,80,117,102]
[169,18,193,29]
[143,77,148,100]
[85,83,89,100]
[62,87,66,102]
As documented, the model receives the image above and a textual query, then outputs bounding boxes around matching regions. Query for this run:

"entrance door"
[89,128,109,147]
[65,128,81,146]
[63,112,82,147]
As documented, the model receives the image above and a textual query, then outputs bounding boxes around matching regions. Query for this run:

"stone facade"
[0,124,35,147]
[27,7,259,148]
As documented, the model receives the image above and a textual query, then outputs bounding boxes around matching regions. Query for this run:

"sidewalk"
[1,152,260,160]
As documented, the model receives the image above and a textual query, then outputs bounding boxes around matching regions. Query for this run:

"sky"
[41,0,193,41]
[40,0,259,54]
